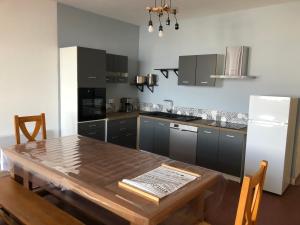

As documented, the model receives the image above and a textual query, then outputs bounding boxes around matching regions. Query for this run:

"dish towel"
[224,46,244,76]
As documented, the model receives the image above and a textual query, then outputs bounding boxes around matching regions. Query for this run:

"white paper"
[122,166,198,199]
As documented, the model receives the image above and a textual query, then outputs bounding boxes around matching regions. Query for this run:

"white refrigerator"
[245,95,298,195]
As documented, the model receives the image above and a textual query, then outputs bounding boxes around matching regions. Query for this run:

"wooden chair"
[198,160,268,225]
[14,113,46,144]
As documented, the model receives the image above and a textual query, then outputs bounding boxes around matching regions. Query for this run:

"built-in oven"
[78,88,106,122]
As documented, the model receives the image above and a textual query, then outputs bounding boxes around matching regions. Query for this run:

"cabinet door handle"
[120,121,126,124]
[203,130,212,134]
[226,135,235,138]
[88,132,97,135]
[201,81,208,84]
[88,76,97,79]
[182,81,189,84]
[158,122,165,126]
[89,124,97,128]
[111,136,119,140]
[120,128,127,131]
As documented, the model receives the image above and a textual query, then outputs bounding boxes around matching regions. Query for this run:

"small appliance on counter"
[135,75,147,84]
[146,74,158,86]
[120,98,134,112]
[106,98,116,113]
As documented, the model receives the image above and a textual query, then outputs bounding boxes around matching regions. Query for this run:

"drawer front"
[108,118,137,135]
[107,118,137,149]
[78,128,105,141]
[78,121,105,141]
[107,129,137,149]
[78,121,105,131]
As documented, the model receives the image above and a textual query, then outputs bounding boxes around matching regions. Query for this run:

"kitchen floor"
[1,178,299,225]
[54,177,300,225]
[207,178,300,225]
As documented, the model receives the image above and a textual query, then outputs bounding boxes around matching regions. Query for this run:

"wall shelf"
[131,83,158,93]
[210,75,257,79]
[154,68,178,78]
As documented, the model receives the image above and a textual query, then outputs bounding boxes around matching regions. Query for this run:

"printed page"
[122,166,198,199]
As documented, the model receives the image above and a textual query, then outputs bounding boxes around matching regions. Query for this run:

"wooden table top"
[4,135,223,225]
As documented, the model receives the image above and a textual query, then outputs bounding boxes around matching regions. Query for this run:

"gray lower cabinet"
[196,127,220,170]
[218,131,246,177]
[197,128,246,177]
[107,118,137,149]
[78,120,105,141]
[154,121,170,157]
[139,118,155,152]
[139,118,170,156]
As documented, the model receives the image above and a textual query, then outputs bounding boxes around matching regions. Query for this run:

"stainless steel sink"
[140,111,201,122]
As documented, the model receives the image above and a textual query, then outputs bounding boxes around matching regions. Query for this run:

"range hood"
[211,46,256,79]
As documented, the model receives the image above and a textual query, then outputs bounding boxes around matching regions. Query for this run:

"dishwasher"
[169,123,198,164]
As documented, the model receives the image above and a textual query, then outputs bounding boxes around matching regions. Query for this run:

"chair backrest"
[14,113,47,144]
[234,160,268,225]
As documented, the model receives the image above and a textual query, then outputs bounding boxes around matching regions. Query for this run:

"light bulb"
[158,25,164,38]
[158,30,164,38]
[166,18,171,26]
[148,25,154,33]
[148,20,154,33]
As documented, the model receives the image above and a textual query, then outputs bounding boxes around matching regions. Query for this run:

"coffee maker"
[120,98,134,112]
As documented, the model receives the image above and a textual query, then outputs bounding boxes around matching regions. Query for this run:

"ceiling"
[57,0,298,25]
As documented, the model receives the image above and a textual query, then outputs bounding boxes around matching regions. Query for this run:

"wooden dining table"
[3,135,224,225]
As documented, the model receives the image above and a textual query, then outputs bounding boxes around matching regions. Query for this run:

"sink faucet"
[163,100,174,113]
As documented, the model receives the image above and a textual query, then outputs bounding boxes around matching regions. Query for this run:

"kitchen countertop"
[106,111,247,134]
[106,111,140,120]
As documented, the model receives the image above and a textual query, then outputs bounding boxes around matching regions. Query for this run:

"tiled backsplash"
[138,102,248,125]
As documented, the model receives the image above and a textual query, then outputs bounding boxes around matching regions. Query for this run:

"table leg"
[130,223,151,225]
[23,170,31,189]
[190,192,210,223]
[9,164,15,179]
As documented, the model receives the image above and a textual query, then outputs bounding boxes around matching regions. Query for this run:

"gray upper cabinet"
[178,54,223,87]
[77,47,106,88]
[196,55,218,86]
[218,130,246,177]
[106,53,128,83]
[196,127,220,170]
[178,56,197,86]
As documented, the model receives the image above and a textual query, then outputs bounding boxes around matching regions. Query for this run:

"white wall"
[0,0,59,147]
[138,1,300,113]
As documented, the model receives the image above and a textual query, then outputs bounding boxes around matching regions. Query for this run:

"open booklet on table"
[118,164,201,203]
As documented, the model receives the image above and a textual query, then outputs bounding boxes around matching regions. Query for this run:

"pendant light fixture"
[158,14,164,37]
[148,11,154,32]
[146,0,179,38]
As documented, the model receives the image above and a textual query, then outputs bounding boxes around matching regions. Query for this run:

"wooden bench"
[0,176,84,225]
